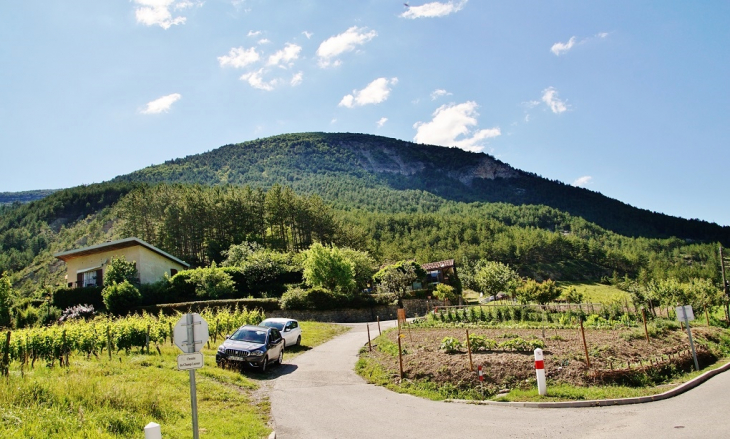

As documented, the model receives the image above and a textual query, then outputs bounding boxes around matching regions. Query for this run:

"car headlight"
[249,349,265,357]
[217,345,226,353]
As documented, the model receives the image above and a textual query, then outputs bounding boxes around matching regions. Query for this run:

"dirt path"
[270,321,730,439]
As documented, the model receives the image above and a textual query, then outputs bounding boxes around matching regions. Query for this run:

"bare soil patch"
[364,326,721,393]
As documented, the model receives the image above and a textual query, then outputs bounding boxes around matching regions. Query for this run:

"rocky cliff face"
[350,140,518,185]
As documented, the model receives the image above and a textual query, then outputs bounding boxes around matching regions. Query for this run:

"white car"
[259,318,302,347]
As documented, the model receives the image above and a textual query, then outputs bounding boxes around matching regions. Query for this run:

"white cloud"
[551,36,576,56]
[401,1,467,19]
[240,69,277,91]
[376,117,388,128]
[431,89,452,100]
[218,47,260,68]
[141,93,181,114]
[330,118,337,124]
[542,87,568,114]
[267,43,302,67]
[412,101,501,152]
[133,0,201,30]
[258,38,270,45]
[247,30,261,37]
[316,26,377,67]
[522,100,540,109]
[572,176,592,187]
[339,77,398,108]
[291,71,303,86]
[597,32,609,39]
[302,31,313,39]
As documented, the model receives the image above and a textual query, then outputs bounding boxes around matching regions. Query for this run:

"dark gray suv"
[216,324,284,372]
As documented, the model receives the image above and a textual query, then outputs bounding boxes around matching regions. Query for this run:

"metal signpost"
[675,305,699,371]
[174,313,209,439]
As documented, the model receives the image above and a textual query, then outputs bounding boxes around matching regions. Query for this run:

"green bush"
[52,286,105,310]
[102,281,141,315]
[279,287,350,310]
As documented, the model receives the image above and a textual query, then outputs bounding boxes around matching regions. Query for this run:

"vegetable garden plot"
[362,325,728,399]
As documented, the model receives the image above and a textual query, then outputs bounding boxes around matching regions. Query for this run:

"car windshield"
[260,320,285,331]
[230,328,267,344]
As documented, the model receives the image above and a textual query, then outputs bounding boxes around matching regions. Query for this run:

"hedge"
[136,298,281,315]
[53,286,105,310]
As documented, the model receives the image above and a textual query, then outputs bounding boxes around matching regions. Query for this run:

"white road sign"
[675,305,695,322]
[174,313,209,353]
[178,352,204,371]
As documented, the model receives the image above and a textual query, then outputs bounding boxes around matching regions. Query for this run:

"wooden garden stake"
[641,308,649,343]
[2,332,10,376]
[397,333,404,380]
[367,324,372,352]
[465,329,474,371]
[146,324,151,354]
[579,318,591,368]
[705,307,710,326]
[107,326,112,361]
[169,321,174,346]
[377,316,381,336]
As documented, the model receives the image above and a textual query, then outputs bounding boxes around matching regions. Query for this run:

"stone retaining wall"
[265,299,429,323]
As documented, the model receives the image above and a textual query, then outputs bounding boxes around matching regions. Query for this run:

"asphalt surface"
[270,321,730,439]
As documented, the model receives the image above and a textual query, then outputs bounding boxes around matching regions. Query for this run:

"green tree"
[474,261,519,298]
[102,280,141,315]
[186,263,235,299]
[533,279,561,305]
[515,279,540,304]
[0,272,13,327]
[433,283,456,303]
[221,241,264,267]
[301,243,355,293]
[375,263,417,307]
[564,286,584,303]
[104,256,139,287]
[338,247,376,292]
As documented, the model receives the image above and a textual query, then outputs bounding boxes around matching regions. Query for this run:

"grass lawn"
[0,321,347,438]
[556,281,631,304]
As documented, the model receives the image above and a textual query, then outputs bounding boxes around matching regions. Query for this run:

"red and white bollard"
[534,348,547,396]
[477,365,484,382]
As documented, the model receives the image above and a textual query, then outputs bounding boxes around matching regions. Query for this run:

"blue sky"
[1,1,729,225]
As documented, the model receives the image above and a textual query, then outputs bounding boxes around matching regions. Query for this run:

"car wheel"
[260,355,267,373]
[295,335,301,346]
[277,348,284,365]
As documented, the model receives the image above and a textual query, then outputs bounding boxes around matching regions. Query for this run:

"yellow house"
[54,237,189,288]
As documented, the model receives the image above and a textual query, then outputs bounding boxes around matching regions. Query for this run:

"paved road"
[270,321,730,439]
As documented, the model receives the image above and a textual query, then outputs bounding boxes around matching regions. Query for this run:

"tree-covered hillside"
[114,132,730,243]
[1,133,726,300]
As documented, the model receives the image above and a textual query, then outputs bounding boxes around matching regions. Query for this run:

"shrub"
[53,286,105,310]
[104,256,139,286]
[186,264,235,300]
[433,284,456,302]
[102,280,141,315]
[440,336,462,353]
[58,304,96,322]
[279,286,350,310]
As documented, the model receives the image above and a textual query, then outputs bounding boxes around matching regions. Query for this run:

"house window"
[82,271,97,287]
[171,269,178,277]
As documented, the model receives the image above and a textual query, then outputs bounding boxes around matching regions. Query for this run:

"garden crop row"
[0,306,263,370]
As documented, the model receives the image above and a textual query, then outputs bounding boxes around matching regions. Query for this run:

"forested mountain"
[114,132,729,243]
[1,132,727,297]
[0,190,57,205]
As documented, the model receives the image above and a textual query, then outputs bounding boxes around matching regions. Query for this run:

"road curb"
[446,360,730,408]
